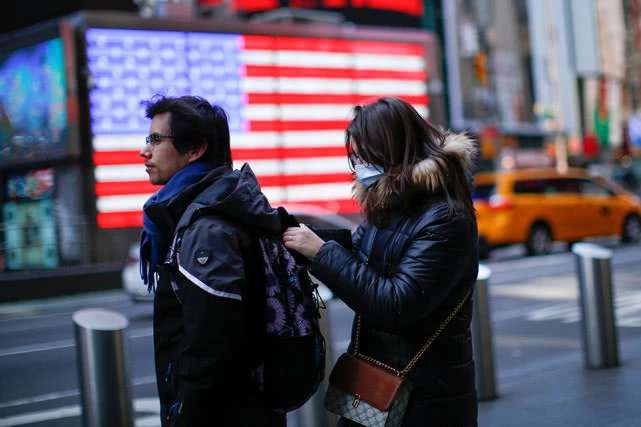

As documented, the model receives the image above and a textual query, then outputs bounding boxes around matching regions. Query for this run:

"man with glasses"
[139,95,286,426]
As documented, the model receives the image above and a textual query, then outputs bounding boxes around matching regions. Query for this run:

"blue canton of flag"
[86,29,245,135]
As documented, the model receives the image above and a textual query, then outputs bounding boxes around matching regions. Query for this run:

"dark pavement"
[477,243,641,427]
[0,242,640,426]
[479,337,641,427]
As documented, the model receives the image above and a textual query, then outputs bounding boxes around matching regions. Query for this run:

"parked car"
[122,243,153,302]
[473,168,641,258]
[122,205,359,302]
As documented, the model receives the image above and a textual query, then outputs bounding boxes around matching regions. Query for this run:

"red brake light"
[488,194,513,210]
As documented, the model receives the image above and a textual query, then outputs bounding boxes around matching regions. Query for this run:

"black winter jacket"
[310,134,479,427]
[145,164,289,427]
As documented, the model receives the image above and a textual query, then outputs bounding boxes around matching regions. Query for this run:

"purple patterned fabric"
[258,237,316,337]
[252,236,325,412]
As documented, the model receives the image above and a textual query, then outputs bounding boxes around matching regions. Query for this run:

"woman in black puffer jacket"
[283,97,479,427]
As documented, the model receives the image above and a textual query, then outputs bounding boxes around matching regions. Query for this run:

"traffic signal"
[473,52,488,86]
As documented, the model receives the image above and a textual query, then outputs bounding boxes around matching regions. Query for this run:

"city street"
[1,242,640,426]
[3,1,641,426]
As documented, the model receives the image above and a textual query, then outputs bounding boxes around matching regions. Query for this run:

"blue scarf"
[140,161,212,292]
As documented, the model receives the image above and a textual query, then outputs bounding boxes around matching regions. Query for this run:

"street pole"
[572,243,620,368]
[472,264,497,400]
[73,309,133,427]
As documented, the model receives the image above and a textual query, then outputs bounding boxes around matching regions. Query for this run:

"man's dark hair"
[144,95,232,167]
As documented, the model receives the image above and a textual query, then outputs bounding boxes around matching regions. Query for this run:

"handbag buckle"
[352,394,361,408]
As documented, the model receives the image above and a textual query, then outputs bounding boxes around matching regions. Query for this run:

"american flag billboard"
[86,28,430,228]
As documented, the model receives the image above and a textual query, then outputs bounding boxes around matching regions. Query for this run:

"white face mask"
[355,163,385,188]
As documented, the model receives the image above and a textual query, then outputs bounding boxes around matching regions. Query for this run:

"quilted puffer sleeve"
[310,212,475,328]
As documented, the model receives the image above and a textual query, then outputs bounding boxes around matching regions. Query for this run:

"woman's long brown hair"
[346,97,475,226]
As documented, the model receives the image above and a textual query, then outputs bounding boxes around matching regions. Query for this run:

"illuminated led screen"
[7,168,55,200]
[0,38,68,166]
[86,28,429,228]
[3,199,58,270]
[231,0,424,16]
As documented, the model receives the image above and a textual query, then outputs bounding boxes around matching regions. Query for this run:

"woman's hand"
[283,224,325,260]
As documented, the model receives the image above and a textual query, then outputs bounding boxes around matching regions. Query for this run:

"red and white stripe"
[94,35,428,228]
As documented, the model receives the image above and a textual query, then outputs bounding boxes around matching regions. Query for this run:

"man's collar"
[145,165,231,234]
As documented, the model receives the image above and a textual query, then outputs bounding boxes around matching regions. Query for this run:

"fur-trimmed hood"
[354,133,477,211]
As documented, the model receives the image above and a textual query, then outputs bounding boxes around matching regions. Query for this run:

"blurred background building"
[1,0,640,299]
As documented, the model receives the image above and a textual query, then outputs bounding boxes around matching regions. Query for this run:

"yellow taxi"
[473,168,641,258]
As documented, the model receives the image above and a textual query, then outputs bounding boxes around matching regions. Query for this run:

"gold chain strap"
[352,288,472,378]
[353,316,403,376]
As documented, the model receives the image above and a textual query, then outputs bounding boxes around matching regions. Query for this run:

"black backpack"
[252,232,326,412]
[166,206,326,413]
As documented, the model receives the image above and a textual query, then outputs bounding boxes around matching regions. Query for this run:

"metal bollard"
[73,309,133,427]
[472,264,497,401]
[292,284,335,427]
[572,243,619,369]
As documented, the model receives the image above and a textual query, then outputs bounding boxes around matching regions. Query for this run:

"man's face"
[140,112,192,185]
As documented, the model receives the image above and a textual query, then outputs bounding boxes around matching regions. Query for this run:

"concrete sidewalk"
[478,337,641,426]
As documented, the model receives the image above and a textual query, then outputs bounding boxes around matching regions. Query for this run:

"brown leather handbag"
[324,289,471,427]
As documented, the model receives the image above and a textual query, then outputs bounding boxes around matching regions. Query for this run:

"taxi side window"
[548,178,581,194]
[513,178,578,194]
[580,179,614,196]
[513,179,545,194]
[473,183,496,200]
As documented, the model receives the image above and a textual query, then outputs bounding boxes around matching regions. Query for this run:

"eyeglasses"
[348,146,364,165]
[349,151,361,165]
[145,133,174,146]
[347,137,362,165]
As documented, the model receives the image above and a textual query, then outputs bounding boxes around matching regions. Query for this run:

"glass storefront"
[444,0,537,132]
